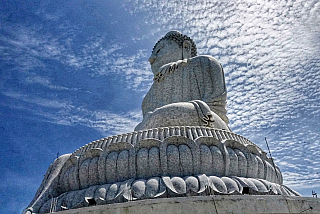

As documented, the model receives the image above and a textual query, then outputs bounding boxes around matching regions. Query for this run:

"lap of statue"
[135,100,230,131]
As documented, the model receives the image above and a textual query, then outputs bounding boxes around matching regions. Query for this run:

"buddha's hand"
[177,58,188,66]
[153,59,189,82]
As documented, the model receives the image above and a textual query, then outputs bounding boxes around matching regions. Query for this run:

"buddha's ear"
[182,40,191,59]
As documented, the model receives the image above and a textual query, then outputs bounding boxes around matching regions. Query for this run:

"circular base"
[46,195,320,214]
[23,127,294,213]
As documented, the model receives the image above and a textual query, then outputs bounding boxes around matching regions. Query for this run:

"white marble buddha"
[135,31,230,131]
[23,31,300,214]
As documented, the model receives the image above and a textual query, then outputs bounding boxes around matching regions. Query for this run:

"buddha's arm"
[189,55,228,124]
[195,55,227,101]
[153,59,188,82]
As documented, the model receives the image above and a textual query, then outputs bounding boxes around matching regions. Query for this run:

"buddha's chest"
[142,67,205,115]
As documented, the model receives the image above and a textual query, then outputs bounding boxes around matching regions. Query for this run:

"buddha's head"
[149,31,197,74]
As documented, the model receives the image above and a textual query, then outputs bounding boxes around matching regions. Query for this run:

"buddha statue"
[135,31,230,131]
[23,31,300,214]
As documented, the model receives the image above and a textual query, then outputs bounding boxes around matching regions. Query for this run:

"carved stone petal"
[208,176,227,193]
[184,176,199,193]
[221,177,239,193]
[145,177,160,198]
[131,179,146,199]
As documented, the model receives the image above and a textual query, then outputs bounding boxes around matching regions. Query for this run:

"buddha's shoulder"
[189,55,220,62]
[188,55,222,67]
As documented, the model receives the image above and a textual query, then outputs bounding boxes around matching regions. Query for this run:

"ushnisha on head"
[149,31,197,74]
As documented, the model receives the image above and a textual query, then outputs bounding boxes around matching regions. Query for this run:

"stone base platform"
[24,127,300,213]
[53,195,319,214]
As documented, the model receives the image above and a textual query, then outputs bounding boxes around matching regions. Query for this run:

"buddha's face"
[149,39,182,74]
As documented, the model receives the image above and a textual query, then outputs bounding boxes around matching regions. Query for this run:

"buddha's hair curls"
[153,31,197,57]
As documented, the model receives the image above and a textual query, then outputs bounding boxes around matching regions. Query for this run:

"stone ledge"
[48,195,320,214]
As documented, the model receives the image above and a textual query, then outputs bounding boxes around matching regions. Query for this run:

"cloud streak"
[2,91,142,136]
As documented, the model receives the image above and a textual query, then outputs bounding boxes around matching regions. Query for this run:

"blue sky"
[1,0,320,213]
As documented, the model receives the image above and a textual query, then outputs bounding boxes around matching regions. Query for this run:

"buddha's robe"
[135,55,229,131]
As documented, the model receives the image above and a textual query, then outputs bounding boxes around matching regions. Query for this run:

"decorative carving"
[26,129,289,213]
[37,175,300,213]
